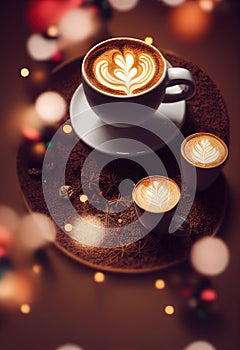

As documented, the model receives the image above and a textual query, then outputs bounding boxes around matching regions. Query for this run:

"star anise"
[108,243,134,259]
[81,171,101,191]
[126,235,158,258]
[100,172,120,196]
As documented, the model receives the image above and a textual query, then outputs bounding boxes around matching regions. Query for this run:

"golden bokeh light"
[144,36,153,45]
[20,304,31,314]
[63,125,73,134]
[64,223,73,232]
[47,25,59,37]
[169,2,212,42]
[20,68,30,78]
[164,305,175,315]
[32,264,41,274]
[79,194,88,203]
[155,279,166,290]
[32,142,46,156]
[94,272,105,283]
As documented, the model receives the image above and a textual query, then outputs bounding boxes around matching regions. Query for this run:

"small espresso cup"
[132,175,181,235]
[81,37,196,126]
[181,132,228,191]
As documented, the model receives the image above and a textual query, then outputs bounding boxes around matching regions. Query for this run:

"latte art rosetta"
[138,181,171,211]
[95,50,156,96]
[133,177,181,214]
[183,133,228,169]
[191,138,220,164]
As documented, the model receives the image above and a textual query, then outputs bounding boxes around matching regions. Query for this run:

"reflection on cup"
[181,132,228,191]
[132,175,181,234]
[81,37,196,127]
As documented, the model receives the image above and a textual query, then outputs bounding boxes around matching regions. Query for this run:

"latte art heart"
[83,38,164,97]
[95,50,156,96]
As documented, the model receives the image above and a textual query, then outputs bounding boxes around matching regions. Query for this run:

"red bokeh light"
[200,288,217,302]
[21,126,41,141]
[26,0,83,32]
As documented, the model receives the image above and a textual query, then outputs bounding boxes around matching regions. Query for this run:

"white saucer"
[69,84,186,156]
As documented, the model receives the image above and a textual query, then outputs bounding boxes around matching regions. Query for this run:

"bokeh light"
[64,224,73,232]
[162,0,185,7]
[80,194,88,203]
[108,0,139,12]
[17,213,56,251]
[164,305,175,315]
[32,264,42,274]
[199,0,215,12]
[188,298,198,309]
[94,271,105,283]
[58,8,99,43]
[27,34,58,61]
[0,271,36,309]
[169,2,212,42]
[0,247,6,258]
[21,126,41,141]
[57,344,85,350]
[20,68,30,78]
[181,287,192,298]
[31,67,48,84]
[51,51,63,62]
[0,227,12,257]
[144,36,153,45]
[26,0,83,32]
[184,340,216,350]
[20,104,46,141]
[0,205,19,232]
[200,288,217,302]
[155,279,165,290]
[63,125,73,134]
[35,91,67,124]
[20,303,31,314]
[47,24,59,38]
[31,142,46,158]
[190,237,230,276]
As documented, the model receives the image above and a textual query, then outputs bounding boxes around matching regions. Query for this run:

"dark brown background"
[0,1,240,349]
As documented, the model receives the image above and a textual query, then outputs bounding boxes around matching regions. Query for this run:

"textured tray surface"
[17,50,229,273]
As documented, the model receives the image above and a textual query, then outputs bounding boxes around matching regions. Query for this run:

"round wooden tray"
[17,50,229,274]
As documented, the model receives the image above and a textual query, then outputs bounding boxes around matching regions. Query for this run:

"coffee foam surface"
[84,40,164,96]
[183,134,227,168]
[133,177,180,213]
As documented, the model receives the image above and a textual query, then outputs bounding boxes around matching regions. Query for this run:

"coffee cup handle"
[163,67,196,103]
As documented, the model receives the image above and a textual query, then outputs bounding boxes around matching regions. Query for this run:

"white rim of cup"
[81,37,167,98]
[181,132,229,169]
[132,175,181,213]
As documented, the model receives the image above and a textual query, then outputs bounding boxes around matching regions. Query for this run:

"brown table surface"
[0,1,240,350]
